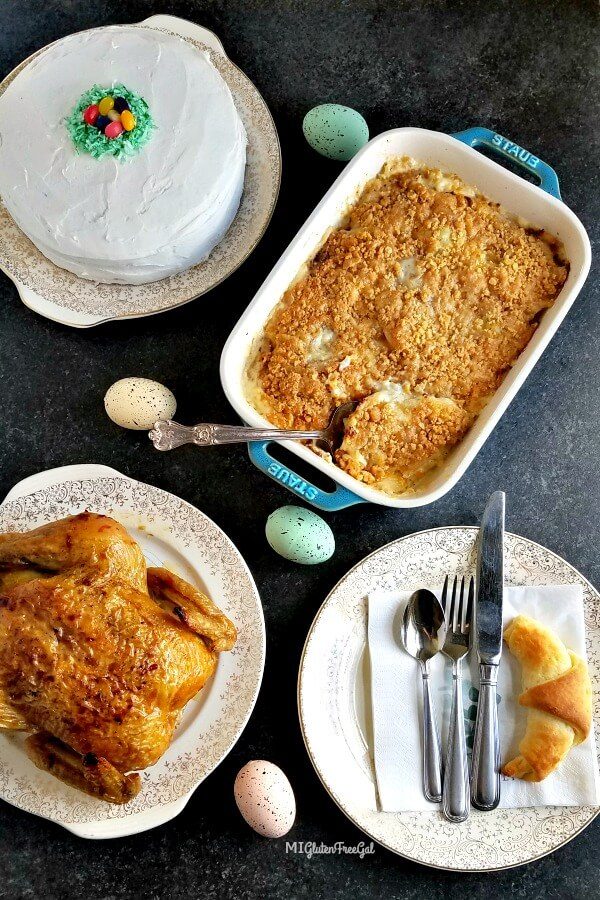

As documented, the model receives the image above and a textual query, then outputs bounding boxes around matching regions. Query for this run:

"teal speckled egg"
[265,505,335,565]
[302,104,369,161]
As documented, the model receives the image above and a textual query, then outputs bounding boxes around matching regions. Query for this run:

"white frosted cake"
[0,26,247,284]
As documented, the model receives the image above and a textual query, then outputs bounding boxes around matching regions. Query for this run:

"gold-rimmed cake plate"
[0,15,281,327]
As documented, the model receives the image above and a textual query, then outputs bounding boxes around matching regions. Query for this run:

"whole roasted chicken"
[0,512,236,803]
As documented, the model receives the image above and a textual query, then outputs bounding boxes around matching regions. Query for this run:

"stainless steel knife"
[470,490,505,811]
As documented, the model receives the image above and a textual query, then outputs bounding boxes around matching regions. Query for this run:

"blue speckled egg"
[265,505,335,565]
[302,104,369,161]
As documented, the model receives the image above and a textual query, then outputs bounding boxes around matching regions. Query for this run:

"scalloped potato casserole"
[245,159,569,496]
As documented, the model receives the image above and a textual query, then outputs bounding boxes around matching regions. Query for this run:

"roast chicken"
[0,512,236,803]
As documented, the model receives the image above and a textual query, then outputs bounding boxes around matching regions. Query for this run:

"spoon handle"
[420,661,443,802]
[149,420,324,450]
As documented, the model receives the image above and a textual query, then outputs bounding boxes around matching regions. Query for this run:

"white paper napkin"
[368,585,600,811]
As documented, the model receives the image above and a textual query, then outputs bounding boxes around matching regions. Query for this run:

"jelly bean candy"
[105,120,124,139]
[113,97,130,114]
[95,115,110,132]
[107,109,121,122]
[98,96,114,116]
[120,110,136,132]
[83,104,99,126]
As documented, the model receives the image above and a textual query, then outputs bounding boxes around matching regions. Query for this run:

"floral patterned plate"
[0,464,265,839]
[0,15,281,327]
[298,527,600,871]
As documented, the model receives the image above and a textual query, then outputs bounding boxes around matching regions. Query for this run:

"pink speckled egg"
[234,760,295,838]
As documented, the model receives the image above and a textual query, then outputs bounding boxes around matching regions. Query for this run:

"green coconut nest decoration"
[66,84,154,161]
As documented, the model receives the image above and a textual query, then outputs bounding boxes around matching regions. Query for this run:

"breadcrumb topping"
[336,390,471,493]
[247,161,569,495]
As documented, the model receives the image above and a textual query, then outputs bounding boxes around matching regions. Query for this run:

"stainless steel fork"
[441,575,474,823]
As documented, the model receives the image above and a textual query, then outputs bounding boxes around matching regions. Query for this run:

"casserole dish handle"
[452,127,561,199]
[248,441,365,511]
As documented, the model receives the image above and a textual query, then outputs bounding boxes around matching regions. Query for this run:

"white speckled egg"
[234,760,295,838]
[265,505,335,565]
[104,377,177,430]
[303,104,369,161]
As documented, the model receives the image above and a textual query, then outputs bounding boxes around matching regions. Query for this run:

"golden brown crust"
[502,614,591,782]
[248,163,569,495]
[147,567,237,652]
[503,720,574,782]
[25,732,141,805]
[0,687,29,730]
[520,653,591,744]
[335,391,471,491]
[503,613,571,678]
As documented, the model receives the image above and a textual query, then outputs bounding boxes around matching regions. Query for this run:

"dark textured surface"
[0,1,598,897]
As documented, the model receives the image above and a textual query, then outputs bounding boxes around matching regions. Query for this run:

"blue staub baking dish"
[221,127,591,511]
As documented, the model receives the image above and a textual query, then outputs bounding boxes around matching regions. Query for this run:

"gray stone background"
[0,1,598,897]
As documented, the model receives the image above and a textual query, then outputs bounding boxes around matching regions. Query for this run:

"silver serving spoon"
[400,589,447,803]
[149,401,359,454]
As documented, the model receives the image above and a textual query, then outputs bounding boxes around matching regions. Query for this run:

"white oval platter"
[298,526,600,871]
[0,464,265,839]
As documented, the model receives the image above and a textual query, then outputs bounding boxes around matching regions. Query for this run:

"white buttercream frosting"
[0,26,247,284]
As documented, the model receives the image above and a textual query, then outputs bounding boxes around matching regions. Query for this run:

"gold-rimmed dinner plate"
[297,527,600,871]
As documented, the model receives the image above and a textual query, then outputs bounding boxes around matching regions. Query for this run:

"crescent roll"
[503,614,592,782]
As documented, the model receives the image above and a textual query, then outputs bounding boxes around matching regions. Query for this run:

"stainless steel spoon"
[400,589,447,803]
[149,401,359,454]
